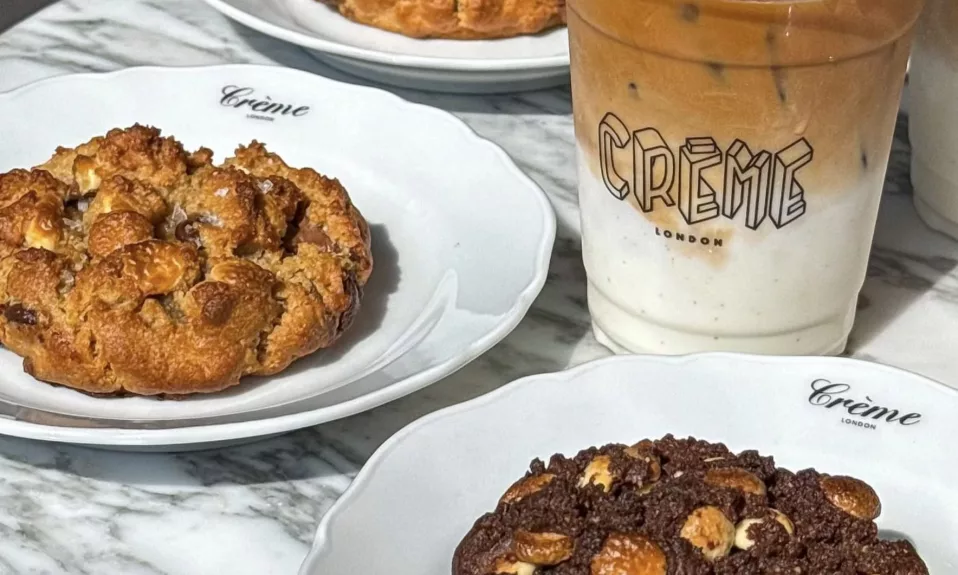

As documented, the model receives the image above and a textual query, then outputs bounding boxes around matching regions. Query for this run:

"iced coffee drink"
[910,0,958,239]
[569,0,923,355]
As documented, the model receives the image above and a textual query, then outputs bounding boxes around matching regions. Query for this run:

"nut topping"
[704,467,767,496]
[579,455,614,492]
[733,509,795,551]
[680,506,735,562]
[624,440,662,483]
[500,474,555,505]
[512,531,573,565]
[493,558,536,575]
[820,475,882,520]
[591,533,667,575]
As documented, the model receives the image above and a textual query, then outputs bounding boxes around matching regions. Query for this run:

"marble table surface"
[1,1,957,573]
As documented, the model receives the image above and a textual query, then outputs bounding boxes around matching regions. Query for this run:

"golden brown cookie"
[0,124,372,396]
[322,0,566,39]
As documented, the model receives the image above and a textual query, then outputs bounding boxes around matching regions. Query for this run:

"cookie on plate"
[0,125,371,396]
[322,0,566,39]
[454,435,928,575]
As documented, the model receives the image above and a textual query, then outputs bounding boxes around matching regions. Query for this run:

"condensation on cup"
[910,0,958,239]
[568,0,924,356]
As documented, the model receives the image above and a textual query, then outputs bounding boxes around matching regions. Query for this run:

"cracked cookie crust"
[321,0,566,40]
[0,124,372,396]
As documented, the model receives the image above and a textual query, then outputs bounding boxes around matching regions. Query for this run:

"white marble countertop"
[0,1,957,573]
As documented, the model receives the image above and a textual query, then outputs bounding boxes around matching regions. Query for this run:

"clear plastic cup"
[569,0,924,356]
[910,0,958,239]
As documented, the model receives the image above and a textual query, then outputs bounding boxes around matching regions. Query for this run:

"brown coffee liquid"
[570,0,920,218]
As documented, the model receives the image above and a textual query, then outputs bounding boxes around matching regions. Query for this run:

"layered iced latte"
[569,0,923,355]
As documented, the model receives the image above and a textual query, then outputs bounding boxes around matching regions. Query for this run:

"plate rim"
[202,0,571,72]
[299,352,958,574]
[0,64,557,446]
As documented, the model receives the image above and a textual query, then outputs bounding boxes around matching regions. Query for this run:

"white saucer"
[302,354,958,574]
[203,0,570,93]
[0,64,555,449]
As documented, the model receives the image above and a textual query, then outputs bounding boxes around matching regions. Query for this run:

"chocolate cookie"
[0,125,372,396]
[454,435,927,575]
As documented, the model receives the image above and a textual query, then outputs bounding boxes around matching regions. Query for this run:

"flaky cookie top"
[324,0,566,40]
[0,125,372,396]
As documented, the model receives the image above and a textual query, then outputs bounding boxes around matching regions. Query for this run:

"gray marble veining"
[0,1,957,573]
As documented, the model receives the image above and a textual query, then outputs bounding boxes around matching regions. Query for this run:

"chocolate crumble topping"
[453,435,927,575]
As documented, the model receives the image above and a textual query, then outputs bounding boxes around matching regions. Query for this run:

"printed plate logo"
[598,112,814,246]
[808,379,922,430]
[220,85,310,122]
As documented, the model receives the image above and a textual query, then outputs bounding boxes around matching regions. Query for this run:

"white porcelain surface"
[1,0,958,573]
[203,0,570,92]
[0,64,554,446]
[302,354,958,574]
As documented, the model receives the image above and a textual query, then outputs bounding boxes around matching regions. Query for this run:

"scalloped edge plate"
[301,354,958,574]
[0,65,555,448]
[203,0,570,93]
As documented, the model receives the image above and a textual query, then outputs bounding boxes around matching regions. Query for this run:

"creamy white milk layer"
[578,145,887,355]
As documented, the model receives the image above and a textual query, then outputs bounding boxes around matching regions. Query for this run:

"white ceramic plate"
[0,64,554,448]
[302,354,958,574]
[203,0,570,93]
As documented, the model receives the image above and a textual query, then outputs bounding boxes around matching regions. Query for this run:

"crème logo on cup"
[808,379,922,431]
[220,85,310,122]
[598,112,815,243]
